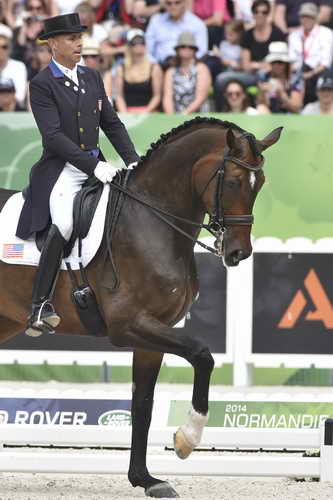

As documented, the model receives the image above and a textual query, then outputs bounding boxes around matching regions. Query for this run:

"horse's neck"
[132,128,224,224]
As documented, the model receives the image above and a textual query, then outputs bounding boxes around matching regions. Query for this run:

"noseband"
[207,132,264,235]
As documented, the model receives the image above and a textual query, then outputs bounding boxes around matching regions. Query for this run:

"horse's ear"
[256,127,283,152]
[226,128,237,151]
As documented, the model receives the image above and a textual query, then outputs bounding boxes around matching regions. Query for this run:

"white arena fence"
[0,421,333,480]
[0,237,332,386]
[0,390,333,480]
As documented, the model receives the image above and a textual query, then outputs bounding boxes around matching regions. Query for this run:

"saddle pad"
[0,185,110,270]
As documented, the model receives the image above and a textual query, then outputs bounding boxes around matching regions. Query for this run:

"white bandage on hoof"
[179,407,209,448]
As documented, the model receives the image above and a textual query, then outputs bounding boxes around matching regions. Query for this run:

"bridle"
[110,132,264,256]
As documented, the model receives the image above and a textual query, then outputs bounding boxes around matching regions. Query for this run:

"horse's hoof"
[173,428,194,460]
[145,482,179,498]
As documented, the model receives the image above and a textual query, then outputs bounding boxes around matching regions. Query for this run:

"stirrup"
[25,301,61,338]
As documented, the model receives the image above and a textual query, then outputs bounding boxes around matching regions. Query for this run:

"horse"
[0,117,281,497]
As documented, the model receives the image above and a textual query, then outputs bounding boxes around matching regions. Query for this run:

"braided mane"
[135,116,245,169]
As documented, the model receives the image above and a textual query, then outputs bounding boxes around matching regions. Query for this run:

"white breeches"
[49,163,88,241]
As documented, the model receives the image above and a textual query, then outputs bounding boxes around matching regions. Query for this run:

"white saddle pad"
[0,185,110,270]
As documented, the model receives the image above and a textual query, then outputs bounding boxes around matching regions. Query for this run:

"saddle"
[25,171,130,337]
[33,176,103,256]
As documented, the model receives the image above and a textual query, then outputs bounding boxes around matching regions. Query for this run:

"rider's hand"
[127,161,138,170]
[94,161,119,183]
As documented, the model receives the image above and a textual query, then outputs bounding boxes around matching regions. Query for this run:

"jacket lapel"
[48,59,80,98]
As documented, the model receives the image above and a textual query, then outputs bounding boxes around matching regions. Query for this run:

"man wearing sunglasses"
[145,0,208,68]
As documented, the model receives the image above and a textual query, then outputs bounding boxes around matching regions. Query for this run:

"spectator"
[55,0,82,15]
[302,71,333,112]
[232,0,275,27]
[188,0,231,48]
[289,2,333,104]
[221,78,259,113]
[81,38,102,70]
[0,25,27,105]
[241,0,285,76]
[211,18,246,106]
[0,78,26,111]
[131,0,162,29]
[274,0,333,33]
[163,31,211,113]
[145,0,208,68]
[29,38,52,78]
[256,41,304,113]
[11,0,47,80]
[214,19,244,71]
[115,28,163,112]
[75,2,108,44]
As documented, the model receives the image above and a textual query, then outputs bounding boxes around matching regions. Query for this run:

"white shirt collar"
[52,57,79,85]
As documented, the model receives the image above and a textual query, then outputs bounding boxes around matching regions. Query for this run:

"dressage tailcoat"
[16,60,139,240]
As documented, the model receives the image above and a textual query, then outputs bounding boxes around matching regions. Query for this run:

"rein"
[110,133,264,256]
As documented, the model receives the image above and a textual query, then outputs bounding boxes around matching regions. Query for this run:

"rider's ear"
[256,127,283,152]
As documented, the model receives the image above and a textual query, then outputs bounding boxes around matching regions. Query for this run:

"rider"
[16,13,140,337]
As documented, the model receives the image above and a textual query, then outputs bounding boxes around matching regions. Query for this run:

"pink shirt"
[193,0,231,22]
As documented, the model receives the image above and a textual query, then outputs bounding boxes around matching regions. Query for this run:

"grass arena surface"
[1,382,333,499]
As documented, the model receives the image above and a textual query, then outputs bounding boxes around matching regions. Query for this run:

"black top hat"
[39,13,87,40]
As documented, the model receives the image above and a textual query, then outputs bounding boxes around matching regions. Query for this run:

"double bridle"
[111,132,264,256]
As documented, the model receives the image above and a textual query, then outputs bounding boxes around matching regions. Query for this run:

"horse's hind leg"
[128,350,178,498]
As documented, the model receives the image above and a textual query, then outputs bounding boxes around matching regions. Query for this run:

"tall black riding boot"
[25,224,66,337]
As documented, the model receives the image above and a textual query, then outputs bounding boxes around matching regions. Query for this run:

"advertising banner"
[252,253,333,354]
[0,398,131,425]
[168,400,333,428]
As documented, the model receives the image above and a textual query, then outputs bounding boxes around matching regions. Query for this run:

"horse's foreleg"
[125,314,214,462]
[128,349,178,498]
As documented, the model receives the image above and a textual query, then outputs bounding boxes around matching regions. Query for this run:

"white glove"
[94,161,119,183]
[127,161,138,170]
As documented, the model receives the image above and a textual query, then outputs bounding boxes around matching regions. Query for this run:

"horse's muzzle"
[225,248,251,267]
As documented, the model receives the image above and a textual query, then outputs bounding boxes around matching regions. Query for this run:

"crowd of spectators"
[1,0,333,114]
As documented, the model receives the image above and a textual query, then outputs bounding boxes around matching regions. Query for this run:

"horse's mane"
[135,116,245,169]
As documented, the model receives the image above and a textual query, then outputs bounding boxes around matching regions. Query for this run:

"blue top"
[145,11,208,63]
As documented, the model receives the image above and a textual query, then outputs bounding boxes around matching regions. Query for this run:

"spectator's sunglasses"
[253,8,269,15]
[177,45,196,50]
[0,44,9,50]
[166,1,183,6]
[83,55,100,59]
[226,91,243,98]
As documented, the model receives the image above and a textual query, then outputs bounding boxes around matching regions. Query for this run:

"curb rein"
[111,142,264,257]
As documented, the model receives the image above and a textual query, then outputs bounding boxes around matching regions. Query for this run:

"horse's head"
[195,126,282,267]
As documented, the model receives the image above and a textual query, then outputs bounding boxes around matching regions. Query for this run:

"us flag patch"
[3,243,24,258]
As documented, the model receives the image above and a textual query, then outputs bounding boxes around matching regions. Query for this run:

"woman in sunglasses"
[241,0,286,75]
[163,31,211,113]
[115,29,163,113]
[221,79,258,114]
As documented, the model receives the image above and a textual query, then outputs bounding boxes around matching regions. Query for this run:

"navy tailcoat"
[16,60,139,240]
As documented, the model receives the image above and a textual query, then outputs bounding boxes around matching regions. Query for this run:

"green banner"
[168,400,333,428]
[0,112,331,240]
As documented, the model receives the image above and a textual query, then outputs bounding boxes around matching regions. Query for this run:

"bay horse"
[0,117,281,497]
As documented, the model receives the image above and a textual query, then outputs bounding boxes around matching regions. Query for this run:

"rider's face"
[48,33,83,68]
